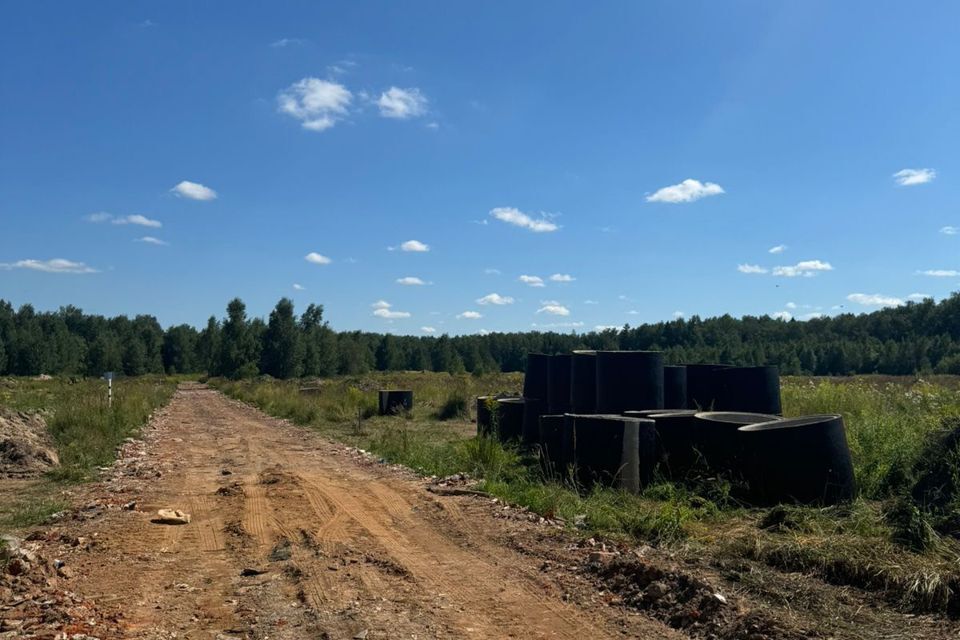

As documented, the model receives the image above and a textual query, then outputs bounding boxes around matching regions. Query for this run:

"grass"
[1,497,69,528]
[213,372,960,615]
[44,377,177,481]
[0,375,178,531]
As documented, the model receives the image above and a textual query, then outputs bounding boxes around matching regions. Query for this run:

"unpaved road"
[3,384,684,639]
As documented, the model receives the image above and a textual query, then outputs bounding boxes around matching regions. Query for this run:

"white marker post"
[103,371,114,408]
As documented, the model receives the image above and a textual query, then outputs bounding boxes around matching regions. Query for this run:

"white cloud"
[426,121,440,130]
[847,293,904,308]
[531,321,585,329]
[773,260,834,277]
[908,293,931,301]
[171,180,217,201]
[326,59,357,75]
[627,310,641,315]
[373,308,411,319]
[293,283,305,290]
[737,264,768,274]
[135,236,168,245]
[893,168,936,186]
[476,293,514,305]
[673,311,684,319]
[396,276,428,286]
[87,212,162,227]
[772,311,793,321]
[277,77,352,131]
[457,311,483,319]
[537,304,570,316]
[0,258,97,274]
[918,269,959,277]
[270,37,305,48]
[421,326,436,333]
[595,325,620,332]
[377,87,428,119]
[478,329,491,336]
[785,302,798,309]
[646,179,724,204]
[768,244,787,254]
[484,268,501,275]
[800,312,825,320]
[490,207,558,233]
[584,299,599,305]
[114,214,162,228]
[519,275,545,287]
[370,300,410,319]
[549,273,575,282]
[392,239,429,252]
[939,226,958,236]
[305,252,332,265]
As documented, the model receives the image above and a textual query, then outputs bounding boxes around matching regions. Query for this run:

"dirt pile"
[0,409,59,478]
[594,555,807,640]
[0,532,119,637]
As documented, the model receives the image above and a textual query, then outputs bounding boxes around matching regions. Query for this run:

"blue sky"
[1,2,958,335]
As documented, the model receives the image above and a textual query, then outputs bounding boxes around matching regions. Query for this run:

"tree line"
[1,293,959,379]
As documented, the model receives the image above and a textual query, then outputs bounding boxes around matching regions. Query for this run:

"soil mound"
[0,408,59,477]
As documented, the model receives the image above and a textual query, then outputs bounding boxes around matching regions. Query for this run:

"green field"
[213,372,960,615]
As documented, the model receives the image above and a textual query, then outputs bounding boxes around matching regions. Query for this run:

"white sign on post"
[103,372,114,408]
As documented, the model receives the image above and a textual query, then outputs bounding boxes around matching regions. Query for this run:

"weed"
[1,498,67,528]
[435,389,469,421]
[43,377,176,480]
[885,497,939,552]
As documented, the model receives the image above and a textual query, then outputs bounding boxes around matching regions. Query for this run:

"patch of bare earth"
[1,383,957,639]
[0,408,58,478]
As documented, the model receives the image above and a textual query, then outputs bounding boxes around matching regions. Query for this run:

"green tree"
[300,304,338,377]
[86,332,123,376]
[261,298,302,379]
[218,298,258,379]
[122,337,148,376]
[375,335,405,371]
[197,316,221,375]
[163,324,199,374]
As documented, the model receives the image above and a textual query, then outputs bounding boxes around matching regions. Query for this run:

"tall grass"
[45,377,176,481]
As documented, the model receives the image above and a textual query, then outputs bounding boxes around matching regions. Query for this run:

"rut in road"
[66,384,680,639]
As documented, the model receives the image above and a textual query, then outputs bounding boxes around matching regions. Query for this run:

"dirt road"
[5,384,690,639]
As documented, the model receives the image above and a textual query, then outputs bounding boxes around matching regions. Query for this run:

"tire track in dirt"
[295,473,612,640]
[190,494,225,552]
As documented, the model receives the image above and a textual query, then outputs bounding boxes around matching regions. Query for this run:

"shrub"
[885,497,939,552]
[435,390,469,421]
[900,417,960,538]
[461,435,522,482]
